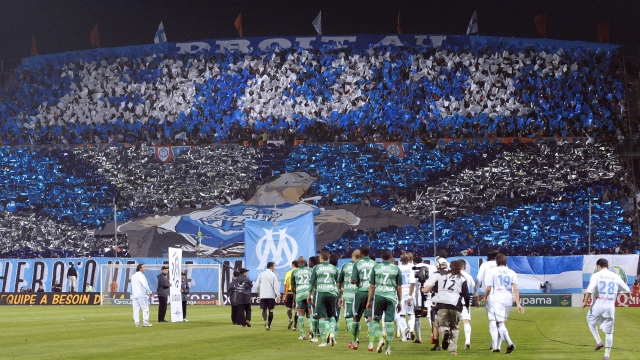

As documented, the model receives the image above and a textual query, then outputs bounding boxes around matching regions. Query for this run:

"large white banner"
[168,247,183,322]
[582,254,638,290]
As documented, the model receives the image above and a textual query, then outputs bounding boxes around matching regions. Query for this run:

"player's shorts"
[435,308,461,330]
[397,295,415,316]
[487,301,511,322]
[343,300,354,318]
[285,294,294,308]
[372,295,397,323]
[295,298,310,310]
[587,306,615,333]
[461,306,471,321]
[260,298,276,310]
[313,292,338,319]
[353,291,372,319]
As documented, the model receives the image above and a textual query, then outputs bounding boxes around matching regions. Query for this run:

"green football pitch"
[1,306,638,359]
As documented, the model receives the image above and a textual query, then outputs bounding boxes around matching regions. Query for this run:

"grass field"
[1,305,639,359]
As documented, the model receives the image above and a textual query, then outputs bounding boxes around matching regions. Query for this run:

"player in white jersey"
[396,253,416,341]
[409,256,434,344]
[484,254,524,354]
[475,249,501,350]
[459,260,475,349]
[582,258,630,360]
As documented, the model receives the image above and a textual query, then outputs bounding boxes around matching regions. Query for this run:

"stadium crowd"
[0,38,637,258]
[0,42,627,145]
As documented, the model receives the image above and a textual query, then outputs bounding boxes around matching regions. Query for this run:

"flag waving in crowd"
[312,11,322,35]
[154,21,167,44]
[466,11,478,35]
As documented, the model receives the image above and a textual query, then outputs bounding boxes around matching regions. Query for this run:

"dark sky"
[1,0,639,69]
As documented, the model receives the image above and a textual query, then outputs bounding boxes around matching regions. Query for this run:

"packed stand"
[0,146,261,258]
[0,43,626,145]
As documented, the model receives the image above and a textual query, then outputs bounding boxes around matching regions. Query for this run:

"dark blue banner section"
[22,34,619,68]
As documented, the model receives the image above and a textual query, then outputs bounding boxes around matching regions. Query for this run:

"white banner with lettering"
[169,247,183,322]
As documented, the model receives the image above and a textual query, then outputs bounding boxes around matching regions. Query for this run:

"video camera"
[412,265,430,285]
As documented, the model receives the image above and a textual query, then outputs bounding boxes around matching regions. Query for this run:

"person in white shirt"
[484,254,524,354]
[423,256,449,350]
[256,261,281,330]
[130,264,153,327]
[459,260,476,349]
[475,249,500,350]
[396,253,416,341]
[582,258,631,360]
[422,259,471,356]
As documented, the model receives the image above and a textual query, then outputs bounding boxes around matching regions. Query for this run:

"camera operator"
[409,256,435,344]
[423,256,449,351]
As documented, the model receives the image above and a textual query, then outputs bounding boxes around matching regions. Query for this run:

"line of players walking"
[276,246,525,355]
[229,248,629,359]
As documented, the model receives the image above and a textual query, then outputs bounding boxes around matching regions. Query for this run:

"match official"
[283,260,298,330]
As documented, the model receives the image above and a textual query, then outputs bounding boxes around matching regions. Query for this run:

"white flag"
[466,11,478,35]
[312,11,322,35]
[154,21,167,44]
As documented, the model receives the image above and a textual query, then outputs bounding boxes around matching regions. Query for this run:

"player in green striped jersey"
[291,257,314,341]
[366,249,403,355]
[350,245,376,351]
[339,249,361,349]
[308,250,340,347]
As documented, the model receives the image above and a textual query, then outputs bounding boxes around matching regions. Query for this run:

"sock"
[350,320,360,342]
[294,313,298,326]
[287,309,292,321]
[369,321,380,346]
[407,314,415,334]
[335,317,340,332]
[329,318,337,337]
[385,322,395,349]
[489,321,499,349]
[346,318,354,336]
[320,319,329,344]
[297,316,305,337]
[464,322,471,344]
[497,323,513,346]
[268,312,274,327]
[262,310,267,322]
[589,325,603,344]
[415,318,422,341]
[397,316,407,338]
[309,316,315,337]
[604,332,613,357]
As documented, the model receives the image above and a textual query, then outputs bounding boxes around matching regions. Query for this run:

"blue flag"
[244,211,316,281]
[154,21,167,44]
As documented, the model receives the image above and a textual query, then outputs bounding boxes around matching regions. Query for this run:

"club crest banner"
[244,211,316,282]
